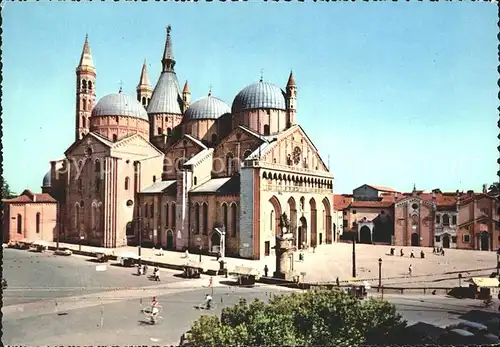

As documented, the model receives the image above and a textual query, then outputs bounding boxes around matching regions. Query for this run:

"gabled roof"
[365,184,397,193]
[170,133,207,151]
[140,180,176,194]
[459,192,497,205]
[184,148,213,166]
[190,175,240,196]
[3,189,56,203]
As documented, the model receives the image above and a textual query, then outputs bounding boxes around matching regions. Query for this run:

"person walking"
[408,264,413,276]
[264,265,269,277]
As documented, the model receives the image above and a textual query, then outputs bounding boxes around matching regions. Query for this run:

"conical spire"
[287,70,296,87]
[138,59,151,87]
[78,34,95,70]
[183,80,190,94]
[162,25,175,72]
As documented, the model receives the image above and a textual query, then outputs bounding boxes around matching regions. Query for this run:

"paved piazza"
[3,248,499,346]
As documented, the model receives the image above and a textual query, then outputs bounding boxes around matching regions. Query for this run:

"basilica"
[4,26,334,260]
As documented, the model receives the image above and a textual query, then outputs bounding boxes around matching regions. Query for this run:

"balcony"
[245,160,333,179]
[263,184,331,195]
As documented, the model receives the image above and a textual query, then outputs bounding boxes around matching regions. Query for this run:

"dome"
[232,81,286,113]
[183,95,230,121]
[91,93,148,121]
[42,170,51,187]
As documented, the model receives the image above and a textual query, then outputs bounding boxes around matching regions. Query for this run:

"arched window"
[157,127,162,135]
[88,81,92,91]
[226,153,234,176]
[36,212,41,234]
[167,127,172,136]
[95,160,101,192]
[112,134,118,142]
[142,97,146,106]
[83,99,87,111]
[263,124,270,136]
[150,203,154,217]
[171,204,176,227]
[88,101,92,111]
[17,214,22,234]
[194,177,197,185]
[78,178,83,192]
[442,214,450,226]
[243,149,252,159]
[195,204,200,234]
[153,175,156,183]
[203,203,208,235]
[165,203,170,226]
[82,79,87,90]
[222,204,228,230]
[125,177,130,190]
[82,116,86,128]
[231,203,237,237]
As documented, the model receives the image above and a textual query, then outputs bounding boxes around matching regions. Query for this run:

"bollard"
[221,296,223,303]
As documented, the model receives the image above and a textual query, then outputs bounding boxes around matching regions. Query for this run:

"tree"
[1,179,16,199]
[187,289,407,347]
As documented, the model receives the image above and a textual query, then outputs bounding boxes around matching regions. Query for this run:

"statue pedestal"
[273,233,295,281]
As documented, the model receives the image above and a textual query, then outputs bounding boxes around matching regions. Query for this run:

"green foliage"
[1,179,16,199]
[188,289,407,347]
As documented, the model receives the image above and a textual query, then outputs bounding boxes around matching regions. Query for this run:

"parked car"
[54,248,72,256]
[439,328,476,345]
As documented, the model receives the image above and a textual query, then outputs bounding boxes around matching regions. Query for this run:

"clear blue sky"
[3,2,498,195]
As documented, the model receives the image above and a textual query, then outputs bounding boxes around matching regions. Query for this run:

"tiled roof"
[190,176,239,195]
[459,192,496,205]
[333,194,353,211]
[3,189,56,203]
[140,180,176,194]
[366,184,397,192]
[349,201,394,208]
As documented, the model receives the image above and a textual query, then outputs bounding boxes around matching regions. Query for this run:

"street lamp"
[496,248,500,276]
[351,231,357,278]
[136,217,142,267]
[378,258,382,291]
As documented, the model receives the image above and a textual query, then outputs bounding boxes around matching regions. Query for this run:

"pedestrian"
[264,265,269,277]
[433,247,436,254]
[336,277,340,287]
[313,246,316,253]
[420,250,425,259]
[408,264,413,276]
[185,249,189,259]
[441,248,445,256]
[400,249,404,257]
[143,264,148,275]
[216,252,221,261]
[208,276,213,288]
[410,250,415,258]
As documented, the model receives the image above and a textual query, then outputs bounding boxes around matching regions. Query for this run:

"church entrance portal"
[298,217,307,248]
[359,226,372,244]
[411,233,419,247]
[442,234,450,249]
[480,232,490,251]
[166,231,174,250]
[211,232,221,253]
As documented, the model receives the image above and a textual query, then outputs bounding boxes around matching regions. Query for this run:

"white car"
[54,248,73,256]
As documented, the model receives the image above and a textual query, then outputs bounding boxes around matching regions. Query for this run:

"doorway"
[442,234,450,249]
[319,233,323,245]
[480,232,490,251]
[359,226,372,244]
[264,241,270,256]
[411,233,419,246]
[298,217,307,248]
[166,230,174,250]
[211,232,221,253]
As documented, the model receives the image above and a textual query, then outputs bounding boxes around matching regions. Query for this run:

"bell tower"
[136,59,152,108]
[75,34,96,141]
[286,71,297,127]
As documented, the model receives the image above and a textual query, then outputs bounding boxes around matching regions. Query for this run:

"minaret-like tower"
[75,34,96,141]
[162,25,175,72]
[286,71,297,127]
[182,80,191,112]
[136,60,152,108]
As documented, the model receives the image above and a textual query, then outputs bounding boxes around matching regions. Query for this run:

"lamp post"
[496,248,500,276]
[351,231,357,278]
[137,217,142,267]
[378,258,382,291]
